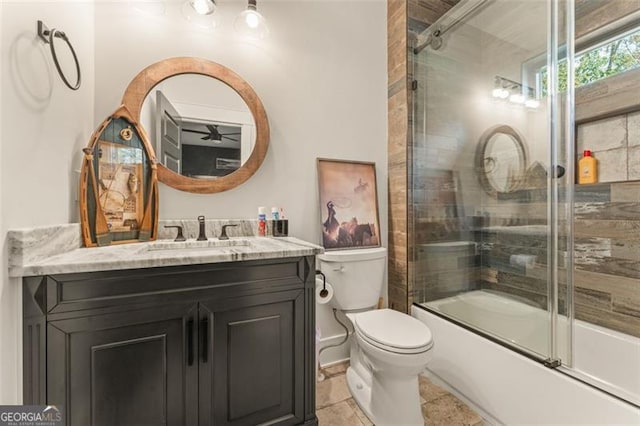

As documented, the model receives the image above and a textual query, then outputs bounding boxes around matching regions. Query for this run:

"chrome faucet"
[197,216,207,241]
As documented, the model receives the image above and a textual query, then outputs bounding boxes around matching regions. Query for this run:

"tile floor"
[316,362,483,426]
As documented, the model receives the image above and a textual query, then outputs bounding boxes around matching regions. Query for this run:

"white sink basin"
[147,239,252,251]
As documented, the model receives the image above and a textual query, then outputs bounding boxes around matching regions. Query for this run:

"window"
[539,26,640,95]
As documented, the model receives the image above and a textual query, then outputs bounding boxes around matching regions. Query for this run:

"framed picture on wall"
[317,158,381,250]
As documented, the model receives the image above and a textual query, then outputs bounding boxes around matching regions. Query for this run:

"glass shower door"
[411,0,573,363]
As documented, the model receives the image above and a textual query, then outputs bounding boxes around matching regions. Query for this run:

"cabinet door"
[199,290,305,426]
[47,303,198,426]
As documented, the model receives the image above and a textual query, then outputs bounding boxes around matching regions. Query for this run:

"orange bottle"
[578,150,597,184]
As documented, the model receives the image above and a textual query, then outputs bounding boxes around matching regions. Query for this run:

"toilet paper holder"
[316,270,328,298]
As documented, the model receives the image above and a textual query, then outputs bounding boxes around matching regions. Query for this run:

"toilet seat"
[356,329,432,354]
[353,309,433,354]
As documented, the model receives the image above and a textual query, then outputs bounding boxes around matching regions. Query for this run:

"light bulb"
[190,0,215,15]
[235,0,268,39]
[245,11,260,28]
[509,93,525,104]
[525,99,540,109]
[492,88,509,99]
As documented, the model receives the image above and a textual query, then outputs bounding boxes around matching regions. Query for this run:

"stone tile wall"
[388,0,460,313]
[395,0,640,336]
[478,182,640,337]
[577,112,640,182]
[408,6,486,307]
[387,0,410,313]
[573,181,640,335]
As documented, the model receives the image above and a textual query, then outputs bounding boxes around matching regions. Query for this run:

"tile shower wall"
[387,0,463,313]
[408,0,639,339]
[411,3,547,305]
[479,181,640,337]
[573,181,640,336]
[410,73,483,306]
[387,0,461,313]
[577,112,640,182]
[388,0,410,313]
[479,111,640,338]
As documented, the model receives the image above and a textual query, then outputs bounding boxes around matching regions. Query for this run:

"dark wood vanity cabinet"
[23,257,317,426]
[47,303,199,426]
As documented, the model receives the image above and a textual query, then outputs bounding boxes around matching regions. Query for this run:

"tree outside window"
[540,28,640,95]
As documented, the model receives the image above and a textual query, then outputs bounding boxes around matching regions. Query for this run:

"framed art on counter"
[317,158,380,250]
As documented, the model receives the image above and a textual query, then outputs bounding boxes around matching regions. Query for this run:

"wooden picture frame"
[79,105,159,247]
[317,158,381,250]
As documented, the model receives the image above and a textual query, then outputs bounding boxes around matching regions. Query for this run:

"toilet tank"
[318,247,387,311]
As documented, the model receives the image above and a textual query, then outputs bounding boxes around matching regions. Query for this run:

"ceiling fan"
[182,124,241,143]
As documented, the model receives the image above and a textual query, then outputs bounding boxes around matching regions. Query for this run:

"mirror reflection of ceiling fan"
[182,125,241,143]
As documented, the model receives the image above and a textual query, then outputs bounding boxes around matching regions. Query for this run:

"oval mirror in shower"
[475,125,528,196]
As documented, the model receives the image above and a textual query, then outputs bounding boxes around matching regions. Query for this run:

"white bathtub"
[413,290,640,425]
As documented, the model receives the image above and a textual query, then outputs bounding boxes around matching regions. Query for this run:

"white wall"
[0,0,387,401]
[0,0,96,403]
[0,0,5,404]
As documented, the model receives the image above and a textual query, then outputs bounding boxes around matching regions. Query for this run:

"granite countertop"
[8,221,324,277]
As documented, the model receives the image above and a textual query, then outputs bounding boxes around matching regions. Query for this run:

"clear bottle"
[578,150,597,184]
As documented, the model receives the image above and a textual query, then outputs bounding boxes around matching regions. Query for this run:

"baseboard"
[317,333,351,366]
[319,357,350,368]
[422,369,502,426]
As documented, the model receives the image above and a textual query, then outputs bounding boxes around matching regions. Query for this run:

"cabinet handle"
[201,317,209,363]
[187,318,194,366]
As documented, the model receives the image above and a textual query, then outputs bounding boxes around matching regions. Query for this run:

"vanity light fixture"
[234,0,269,39]
[491,87,509,99]
[491,76,510,99]
[492,75,539,109]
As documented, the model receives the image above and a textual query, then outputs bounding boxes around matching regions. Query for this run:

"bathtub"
[413,290,640,425]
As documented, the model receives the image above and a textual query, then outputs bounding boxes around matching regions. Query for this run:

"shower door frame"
[409,0,575,367]
[410,0,640,408]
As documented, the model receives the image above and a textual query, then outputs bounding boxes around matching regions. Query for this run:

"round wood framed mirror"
[475,124,528,196]
[121,57,269,194]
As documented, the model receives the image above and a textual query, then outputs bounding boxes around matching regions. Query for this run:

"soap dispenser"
[578,150,597,184]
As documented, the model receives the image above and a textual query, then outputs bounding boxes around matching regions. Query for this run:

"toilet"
[318,247,433,426]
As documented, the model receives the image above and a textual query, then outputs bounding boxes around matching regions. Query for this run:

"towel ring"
[37,20,81,91]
